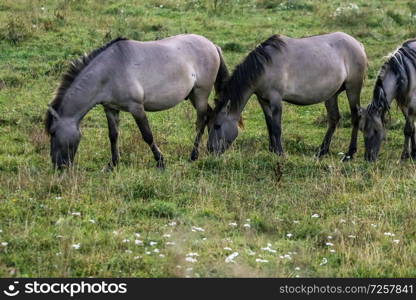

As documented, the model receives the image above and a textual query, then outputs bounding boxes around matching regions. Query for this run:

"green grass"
[1,0,416,277]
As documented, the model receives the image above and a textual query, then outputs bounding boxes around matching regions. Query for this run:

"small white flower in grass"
[1,242,8,247]
[168,221,177,226]
[125,250,132,254]
[145,251,151,255]
[371,224,377,228]
[325,242,334,246]
[243,223,251,228]
[71,212,81,216]
[149,241,157,246]
[176,265,182,269]
[223,247,232,251]
[202,238,207,241]
[311,213,319,218]
[348,235,356,239]
[293,220,300,224]
[55,196,62,200]
[338,152,344,155]
[159,254,165,258]
[246,249,256,256]
[186,252,199,257]
[261,244,276,253]
[329,249,336,253]
[319,257,328,266]
[185,257,197,263]
[134,233,141,238]
[153,248,160,253]
[295,267,300,271]
[166,241,175,246]
[186,267,193,272]
[163,234,171,238]
[384,232,395,237]
[134,256,142,260]
[89,219,95,224]
[286,233,293,238]
[122,239,130,243]
[327,235,333,239]
[56,252,62,256]
[229,222,237,227]
[256,258,269,263]
[0,229,2,233]
[56,235,64,238]
[134,240,143,246]
[112,231,119,236]
[225,252,239,263]
[71,243,80,250]
[159,4,163,8]
[392,239,400,244]
[340,219,346,223]
[191,226,204,232]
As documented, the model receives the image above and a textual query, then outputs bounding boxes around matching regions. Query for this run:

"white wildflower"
[134,240,143,246]
[88,219,95,224]
[229,222,238,227]
[186,252,199,257]
[159,254,165,258]
[168,221,177,226]
[261,246,277,253]
[71,212,81,216]
[134,233,141,237]
[246,249,256,256]
[325,242,334,246]
[329,249,336,253]
[225,252,239,263]
[384,232,395,237]
[293,220,300,224]
[191,226,205,232]
[319,257,328,266]
[392,239,400,244]
[243,223,251,228]
[166,241,175,246]
[348,235,356,238]
[71,243,80,250]
[286,233,293,238]
[125,250,132,254]
[122,239,130,243]
[311,213,319,218]
[295,267,300,271]
[223,247,232,251]
[185,257,197,263]
[153,248,160,253]
[256,258,269,263]
[163,234,171,238]
[327,235,333,239]
[1,242,8,247]
[149,241,157,246]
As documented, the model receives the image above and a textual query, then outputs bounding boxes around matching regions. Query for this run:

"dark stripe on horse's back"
[45,37,128,134]
[215,35,285,113]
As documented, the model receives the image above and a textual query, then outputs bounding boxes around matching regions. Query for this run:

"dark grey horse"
[358,39,416,161]
[207,32,367,161]
[45,34,228,170]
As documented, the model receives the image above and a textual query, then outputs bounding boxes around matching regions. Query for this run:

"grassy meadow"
[1,0,416,277]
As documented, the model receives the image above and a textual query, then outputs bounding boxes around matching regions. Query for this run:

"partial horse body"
[207,32,367,161]
[359,39,416,161]
[45,34,228,169]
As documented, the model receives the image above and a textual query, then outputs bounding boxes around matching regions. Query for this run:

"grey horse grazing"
[207,32,367,161]
[358,39,416,161]
[45,34,228,169]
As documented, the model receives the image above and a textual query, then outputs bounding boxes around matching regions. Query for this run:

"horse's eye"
[214,124,221,130]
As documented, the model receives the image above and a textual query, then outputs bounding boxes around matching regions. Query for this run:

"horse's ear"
[48,105,61,121]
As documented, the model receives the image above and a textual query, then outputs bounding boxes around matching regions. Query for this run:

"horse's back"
[99,34,220,111]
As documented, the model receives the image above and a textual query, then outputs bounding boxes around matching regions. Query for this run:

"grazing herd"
[45,32,416,169]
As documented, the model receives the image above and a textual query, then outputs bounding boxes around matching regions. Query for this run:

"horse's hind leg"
[343,83,362,161]
[130,107,164,169]
[258,97,276,152]
[103,107,120,171]
[189,88,210,161]
[401,119,412,160]
[316,95,340,158]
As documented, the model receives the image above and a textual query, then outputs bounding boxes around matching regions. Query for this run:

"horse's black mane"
[215,35,286,113]
[368,39,416,117]
[44,37,127,134]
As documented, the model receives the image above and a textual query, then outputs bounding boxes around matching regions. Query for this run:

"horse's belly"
[143,86,192,112]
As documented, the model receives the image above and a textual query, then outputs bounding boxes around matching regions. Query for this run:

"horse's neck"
[228,86,253,121]
[58,74,101,124]
[380,72,398,107]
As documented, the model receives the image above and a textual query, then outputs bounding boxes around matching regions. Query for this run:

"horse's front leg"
[268,92,284,155]
[131,106,164,169]
[316,96,340,158]
[343,84,362,161]
[401,118,413,160]
[258,97,276,152]
[102,107,120,172]
[189,92,210,161]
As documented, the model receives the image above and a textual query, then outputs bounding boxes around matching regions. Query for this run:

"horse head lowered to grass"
[207,32,367,161]
[45,34,229,170]
[358,39,416,161]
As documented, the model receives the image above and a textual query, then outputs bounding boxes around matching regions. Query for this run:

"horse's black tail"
[214,46,244,128]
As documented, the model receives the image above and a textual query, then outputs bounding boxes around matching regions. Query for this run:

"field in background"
[1,0,416,277]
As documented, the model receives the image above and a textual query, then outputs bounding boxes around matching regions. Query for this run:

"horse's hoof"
[341,155,352,162]
[101,163,114,172]
[156,161,165,169]
[401,152,410,160]
[190,150,199,161]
